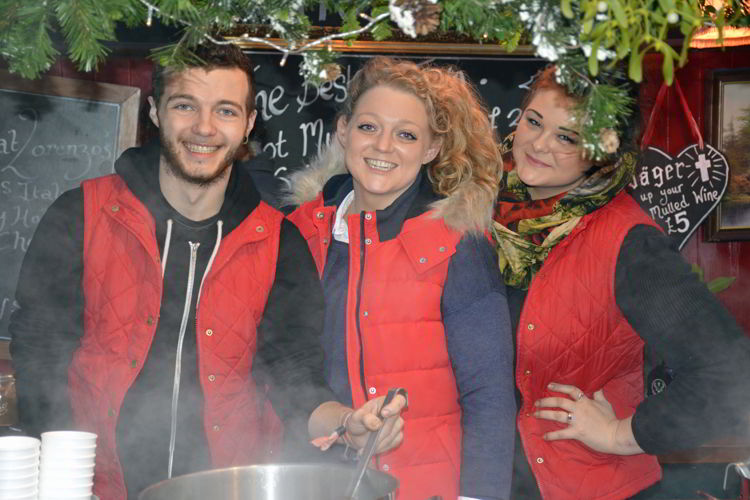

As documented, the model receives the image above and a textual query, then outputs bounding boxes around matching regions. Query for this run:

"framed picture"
[705,67,750,241]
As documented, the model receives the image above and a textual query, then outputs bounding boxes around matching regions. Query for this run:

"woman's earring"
[242,135,249,145]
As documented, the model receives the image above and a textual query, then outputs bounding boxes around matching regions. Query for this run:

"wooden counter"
[660,435,750,464]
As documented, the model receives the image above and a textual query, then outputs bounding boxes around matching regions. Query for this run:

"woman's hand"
[344,393,407,454]
[533,382,643,455]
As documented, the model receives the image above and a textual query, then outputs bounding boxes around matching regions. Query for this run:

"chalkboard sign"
[627,144,730,250]
[0,71,140,339]
[246,52,546,186]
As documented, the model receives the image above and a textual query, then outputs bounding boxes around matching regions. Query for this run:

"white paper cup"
[38,496,90,500]
[38,468,92,478]
[41,432,96,449]
[0,437,40,460]
[40,445,96,458]
[40,455,95,469]
[0,472,37,487]
[0,493,38,500]
[0,437,40,451]
[0,455,39,470]
[39,472,93,486]
[0,482,37,496]
[42,442,95,452]
[39,466,95,484]
[39,482,92,495]
[0,465,38,480]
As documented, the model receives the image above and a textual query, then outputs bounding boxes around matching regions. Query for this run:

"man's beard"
[159,128,239,187]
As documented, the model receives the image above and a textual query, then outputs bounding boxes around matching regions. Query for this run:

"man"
[10,44,404,499]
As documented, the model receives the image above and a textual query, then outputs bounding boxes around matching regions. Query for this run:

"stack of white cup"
[0,436,40,500]
[38,431,96,500]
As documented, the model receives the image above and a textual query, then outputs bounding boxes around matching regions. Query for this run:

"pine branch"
[0,1,59,78]
[440,0,523,44]
[55,0,118,72]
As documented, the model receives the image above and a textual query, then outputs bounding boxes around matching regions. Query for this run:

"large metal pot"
[138,463,399,500]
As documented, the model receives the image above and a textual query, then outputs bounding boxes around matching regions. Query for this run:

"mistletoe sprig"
[513,0,746,159]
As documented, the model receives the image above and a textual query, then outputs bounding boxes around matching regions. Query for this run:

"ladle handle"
[345,387,406,499]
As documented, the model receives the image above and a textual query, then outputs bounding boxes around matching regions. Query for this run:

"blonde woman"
[286,57,516,500]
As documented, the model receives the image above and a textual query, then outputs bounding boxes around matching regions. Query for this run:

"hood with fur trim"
[283,141,495,234]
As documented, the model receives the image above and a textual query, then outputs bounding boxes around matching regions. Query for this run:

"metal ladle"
[345,388,406,500]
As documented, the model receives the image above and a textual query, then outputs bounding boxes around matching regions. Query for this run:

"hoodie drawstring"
[197,220,223,304]
[161,219,173,277]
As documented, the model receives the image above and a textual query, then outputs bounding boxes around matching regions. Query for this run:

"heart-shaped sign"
[627,144,730,250]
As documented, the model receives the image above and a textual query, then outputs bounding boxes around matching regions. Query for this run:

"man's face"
[149,67,256,186]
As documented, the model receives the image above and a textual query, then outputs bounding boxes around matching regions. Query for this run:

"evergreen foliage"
[1,0,748,159]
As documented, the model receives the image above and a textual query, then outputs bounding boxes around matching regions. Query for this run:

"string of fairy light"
[138,0,391,68]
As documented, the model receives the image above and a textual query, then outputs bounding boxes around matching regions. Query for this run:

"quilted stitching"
[72,177,284,498]
[517,193,661,500]
[289,196,465,500]
[357,215,462,499]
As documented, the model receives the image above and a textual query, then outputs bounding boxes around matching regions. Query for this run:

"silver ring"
[576,392,584,400]
[566,412,574,422]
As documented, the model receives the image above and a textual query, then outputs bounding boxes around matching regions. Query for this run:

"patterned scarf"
[492,150,637,289]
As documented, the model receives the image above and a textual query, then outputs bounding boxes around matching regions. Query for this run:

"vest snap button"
[527,323,535,331]
[365,238,372,245]
[146,315,154,325]
[524,369,531,375]
[368,387,377,395]
[536,457,544,464]
[208,374,216,382]
[323,238,329,245]
[110,205,119,212]
[382,464,390,471]
[256,225,264,232]
[205,328,213,336]
[363,311,368,317]
[213,424,220,431]
[438,246,446,252]
[316,212,324,219]
[364,213,373,220]
[419,257,427,264]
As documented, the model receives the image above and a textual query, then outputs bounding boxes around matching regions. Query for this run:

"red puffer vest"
[289,194,464,500]
[70,174,284,500]
[516,192,662,499]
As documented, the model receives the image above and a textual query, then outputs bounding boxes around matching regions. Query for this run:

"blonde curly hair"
[338,57,503,204]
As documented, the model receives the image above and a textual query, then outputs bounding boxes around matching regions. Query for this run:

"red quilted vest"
[289,196,464,500]
[516,192,662,499]
[70,174,284,500]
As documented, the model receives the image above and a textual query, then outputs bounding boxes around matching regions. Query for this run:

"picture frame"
[704,67,750,241]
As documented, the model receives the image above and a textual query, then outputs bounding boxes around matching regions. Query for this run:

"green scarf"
[492,151,637,289]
